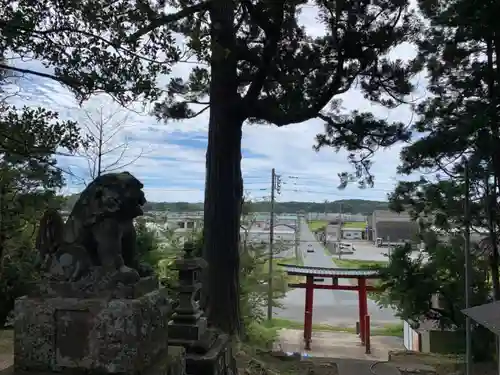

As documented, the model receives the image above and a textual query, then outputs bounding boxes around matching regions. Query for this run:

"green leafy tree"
[375,235,494,358]
[391,0,500,301]
[376,236,489,327]
[0,105,82,254]
[149,203,287,346]
[135,217,162,266]
[0,112,83,327]
[0,60,84,327]
[1,0,417,334]
[0,227,39,327]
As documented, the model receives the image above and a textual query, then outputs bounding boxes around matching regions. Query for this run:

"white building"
[240,224,296,244]
[308,212,367,222]
[341,228,363,240]
[166,217,203,232]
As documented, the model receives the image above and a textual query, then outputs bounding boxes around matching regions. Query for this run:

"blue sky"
[7,6,422,203]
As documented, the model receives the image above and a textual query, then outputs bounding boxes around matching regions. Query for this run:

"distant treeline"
[62,194,388,215]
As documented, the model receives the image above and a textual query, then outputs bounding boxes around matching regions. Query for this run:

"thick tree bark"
[203,0,244,335]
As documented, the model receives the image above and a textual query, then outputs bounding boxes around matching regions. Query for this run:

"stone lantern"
[168,242,234,375]
[168,242,209,344]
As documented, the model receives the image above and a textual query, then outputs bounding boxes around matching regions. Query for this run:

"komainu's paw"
[114,265,140,285]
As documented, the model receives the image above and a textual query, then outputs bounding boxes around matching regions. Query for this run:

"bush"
[244,321,279,348]
[239,244,287,337]
[135,219,287,348]
[0,235,39,328]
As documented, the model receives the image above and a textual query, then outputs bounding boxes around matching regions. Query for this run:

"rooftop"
[373,210,411,222]
[278,264,380,278]
[462,301,500,336]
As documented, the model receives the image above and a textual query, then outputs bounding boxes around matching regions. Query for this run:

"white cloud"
[6,5,424,204]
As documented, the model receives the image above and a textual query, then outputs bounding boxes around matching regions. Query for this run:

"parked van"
[339,242,355,251]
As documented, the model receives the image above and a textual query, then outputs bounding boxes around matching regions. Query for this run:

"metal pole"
[387,236,391,258]
[464,159,472,375]
[295,211,300,263]
[337,202,342,245]
[267,168,276,321]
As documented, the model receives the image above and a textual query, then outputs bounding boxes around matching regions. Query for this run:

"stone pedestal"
[14,288,171,374]
[145,346,186,375]
[184,332,232,375]
[167,243,234,375]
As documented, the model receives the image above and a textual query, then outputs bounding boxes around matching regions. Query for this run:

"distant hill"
[246,200,388,215]
[62,194,387,215]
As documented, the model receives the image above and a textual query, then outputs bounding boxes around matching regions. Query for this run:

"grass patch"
[332,259,388,287]
[245,321,280,348]
[389,351,470,375]
[308,220,328,232]
[267,318,403,337]
[263,257,305,285]
[266,256,302,272]
[342,221,367,229]
[276,257,305,284]
[334,259,388,269]
[280,256,303,267]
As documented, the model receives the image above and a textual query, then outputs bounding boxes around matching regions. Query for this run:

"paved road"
[336,241,391,262]
[274,218,400,327]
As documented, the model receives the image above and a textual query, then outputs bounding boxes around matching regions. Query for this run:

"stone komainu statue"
[35,172,153,288]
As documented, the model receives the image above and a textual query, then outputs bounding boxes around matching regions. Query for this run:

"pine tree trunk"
[203,0,243,335]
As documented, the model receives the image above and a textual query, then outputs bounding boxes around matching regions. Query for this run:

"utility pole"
[464,158,472,375]
[337,202,343,249]
[295,211,301,263]
[267,168,281,321]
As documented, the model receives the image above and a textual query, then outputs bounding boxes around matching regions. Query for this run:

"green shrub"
[244,321,279,349]
[0,233,39,328]
[135,217,286,348]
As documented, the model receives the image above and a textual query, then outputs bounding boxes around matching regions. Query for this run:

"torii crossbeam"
[278,264,383,353]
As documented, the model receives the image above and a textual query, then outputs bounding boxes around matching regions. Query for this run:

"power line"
[277,188,393,198]
[153,187,269,192]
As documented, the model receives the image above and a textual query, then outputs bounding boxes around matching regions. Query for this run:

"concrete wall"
[419,330,465,354]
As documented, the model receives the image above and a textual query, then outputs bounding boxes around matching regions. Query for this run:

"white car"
[339,243,355,251]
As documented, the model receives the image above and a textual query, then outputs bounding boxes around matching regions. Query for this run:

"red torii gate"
[278,264,382,353]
